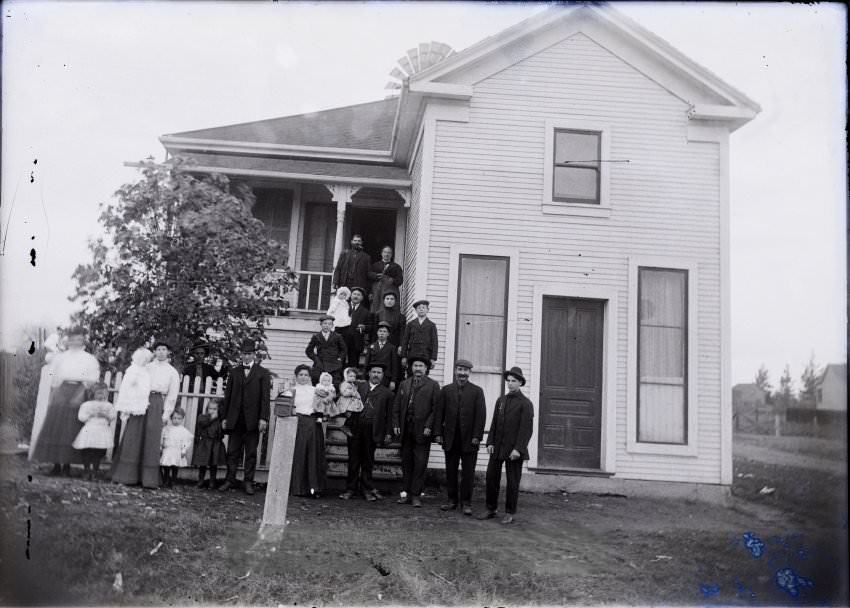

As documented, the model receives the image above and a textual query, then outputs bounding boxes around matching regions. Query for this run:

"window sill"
[542,203,612,218]
[626,441,698,457]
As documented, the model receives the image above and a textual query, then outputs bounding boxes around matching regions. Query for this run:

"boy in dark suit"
[219,338,271,495]
[347,286,371,370]
[365,321,400,391]
[480,366,534,524]
[400,299,438,374]
[305,314,347,385]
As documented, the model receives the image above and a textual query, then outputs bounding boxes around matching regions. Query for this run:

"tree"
[799,353,821,408]
[754,364,772,394]
[775,364,797,412]
[70,158,296,370]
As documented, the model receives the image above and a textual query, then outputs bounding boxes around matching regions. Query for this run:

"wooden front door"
[539,297,604,469]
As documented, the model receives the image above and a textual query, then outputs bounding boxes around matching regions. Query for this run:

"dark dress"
[31,382,87,465]
[191,413,226,466]
[111,393,164,488]
[289,387,328,496]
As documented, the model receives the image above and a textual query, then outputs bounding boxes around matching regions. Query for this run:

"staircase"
[324,416,404,480]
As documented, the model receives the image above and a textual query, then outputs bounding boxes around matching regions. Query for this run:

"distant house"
[732,383,767,411]
[157,5,759,486]
[817,364,847,412]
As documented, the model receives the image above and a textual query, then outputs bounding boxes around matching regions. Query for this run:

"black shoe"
[218,480,234,492]
[48,464,62,476]
[196,479,209,489]
[244,482,255,495]
[397,496,412,505]
[501,515,515,525]
[462,505,473,516]
[477,510,497,520]
[440,503,458,511]
[339,491,354,500]
[412,497,422,508]
[61,464,72,477]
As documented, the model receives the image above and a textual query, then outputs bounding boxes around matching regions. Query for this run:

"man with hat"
[332,233,371,293]
[182,341,220,387]
[392,356,440,507]
[399,299,438,374]
[365,321,400,390]
[434,359,486,515]
[304,314,347,385]
[340,362,395,501]
[219,338,271,495]
[346,286,371,369]
[480,366,534,524]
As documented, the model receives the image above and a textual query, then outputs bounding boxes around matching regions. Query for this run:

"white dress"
[159,424,194,467]
[73,400,117,450]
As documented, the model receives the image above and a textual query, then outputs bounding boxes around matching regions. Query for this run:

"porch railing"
[293,270,333,313]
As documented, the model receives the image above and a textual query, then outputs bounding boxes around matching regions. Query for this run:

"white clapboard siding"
[425,32,722,483]
[263,325,317,382]
[403,145,423,311]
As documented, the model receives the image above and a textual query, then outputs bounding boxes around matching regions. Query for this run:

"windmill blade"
[398,55,413,75]
[406,48,420,72]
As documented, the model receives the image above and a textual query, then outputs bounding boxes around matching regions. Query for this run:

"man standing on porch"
[347,286,371,369]
[434,359,486,516]
[393,357,439,508]
[219,338,270,496]
[368,245,404,311]
[305,315,347,385]
[480,366,534,525]
[332,234,371,293]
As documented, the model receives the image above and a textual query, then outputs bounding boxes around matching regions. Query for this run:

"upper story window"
[553,129,601,204]
[543,119,611,217]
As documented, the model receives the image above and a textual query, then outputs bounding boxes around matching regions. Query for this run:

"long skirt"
[31,381,87,465]
[111,393,163,488]
[289,414,327,496]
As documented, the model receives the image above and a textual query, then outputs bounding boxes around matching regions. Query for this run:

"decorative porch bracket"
[324,183,359,290]
[396,188,411,208]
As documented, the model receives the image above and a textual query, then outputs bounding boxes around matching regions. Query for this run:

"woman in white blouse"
[289,364,328,497]
[112,340,180,488]
[31,327,100,475]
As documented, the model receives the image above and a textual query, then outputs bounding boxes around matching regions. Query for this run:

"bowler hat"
[407,355,431,369]
[318,314,335,323]
[366,362,387,371]
[411,299,430,309]
[454,359,474,370]
[350,286,367,297]
[239,338,257,353]
[503,366,526,386]
[190,341,209,352]
[376,321,392,330]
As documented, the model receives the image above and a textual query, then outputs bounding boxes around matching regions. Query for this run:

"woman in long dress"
[289,364,327,497]
[30,327,100,475]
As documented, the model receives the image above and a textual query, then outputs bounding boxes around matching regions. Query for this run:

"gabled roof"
[819,363,847,386]
[164,98,398,152]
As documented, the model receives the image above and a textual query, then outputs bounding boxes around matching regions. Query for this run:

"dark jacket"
[435,381,486,454]
[355,381,395,444]
[392,376,440,444]
[365,340,400,386]
[332,248,371,291]
[305,331,347,373]
[221,364,271,433]
[191,413,226,466]
[400,317,439,362]
[348,302,372,353]
[487,390,534,461]
[368,261,404,308]
[372,307,406,350]
[182,362,220,387]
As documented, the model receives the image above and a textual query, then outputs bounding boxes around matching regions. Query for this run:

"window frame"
[552,129,602,205]
[627,256,699,457]
[542,119,611,217]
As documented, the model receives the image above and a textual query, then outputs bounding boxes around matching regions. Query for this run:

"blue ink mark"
[700,583,721,597]
[775,567,814,598]
[743,532,765,558]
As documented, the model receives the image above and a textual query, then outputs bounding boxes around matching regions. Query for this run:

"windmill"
[385,41,455,96]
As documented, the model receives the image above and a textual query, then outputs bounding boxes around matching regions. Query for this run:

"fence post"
[774,411,781,437]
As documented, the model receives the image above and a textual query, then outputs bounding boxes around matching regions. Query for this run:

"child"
[399,299,438,375]
[327,287,352,333]
[366,321,400,391]
[191,399,226,489]
[338,367,364,438]
[114,348,153,417]
[312,372,340,416]
[160,408,193,488]
[72,383,116,481]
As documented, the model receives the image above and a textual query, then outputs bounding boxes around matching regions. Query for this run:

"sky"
[1,1,846,388]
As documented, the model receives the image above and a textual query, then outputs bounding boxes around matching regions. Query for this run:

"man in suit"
[393,357,440,507]
[480,366,534,524]
[219,338,271,495]
[339,362,395,502]
[399,300,438,374]
[182,342,220,386]
[305,315,347,385]
[346,286,371,369]
[365,321,400,390]
[368,245,404,310]
[434,359,486,516]
[332,234,371,292]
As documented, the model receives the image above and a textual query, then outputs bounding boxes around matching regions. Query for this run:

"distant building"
[817,364,847,412]
[732,383,767,411]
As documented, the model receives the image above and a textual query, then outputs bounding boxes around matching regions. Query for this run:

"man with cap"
[219,338,271,495]
[365,321,400,391]
[480,366,534,524]
[346,286,371,369]
[434,359,486,516]
[332,234,371,293]
[340,362,395,501]
[304,314,347,385]
[392,356,440,507]
[399,300,438,374]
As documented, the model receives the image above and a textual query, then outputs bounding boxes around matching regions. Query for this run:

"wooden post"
[260,393,297,534]
[774,411,781,437]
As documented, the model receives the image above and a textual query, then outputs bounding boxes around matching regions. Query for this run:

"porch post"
[325,184,357,289]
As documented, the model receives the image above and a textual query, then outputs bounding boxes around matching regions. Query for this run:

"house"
[158,5,760,489]
[817,364,847,412]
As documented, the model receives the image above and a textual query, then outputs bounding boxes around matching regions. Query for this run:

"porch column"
[324,184,357,289]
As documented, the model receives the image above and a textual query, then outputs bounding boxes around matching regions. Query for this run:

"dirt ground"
[1,434,847,606]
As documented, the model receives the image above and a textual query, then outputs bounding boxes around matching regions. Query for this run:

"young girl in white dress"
[72,383,116,481]
[159,408,193,488]
[327,287,352,332]
[312,372,340,416]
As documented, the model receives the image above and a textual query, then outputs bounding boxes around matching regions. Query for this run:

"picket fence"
[102,371,289,470]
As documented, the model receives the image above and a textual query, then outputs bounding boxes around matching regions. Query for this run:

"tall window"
[553,129,601,204]
[251,188,293,245]
[637,267,688,444]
